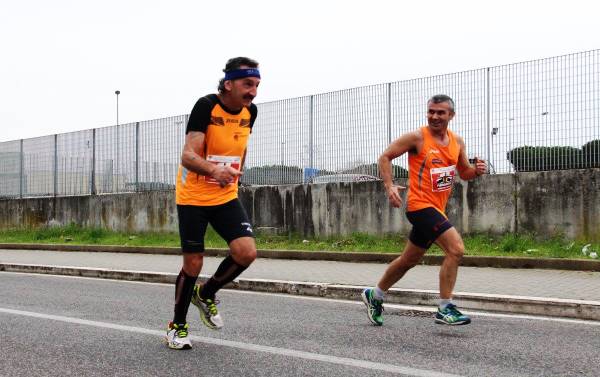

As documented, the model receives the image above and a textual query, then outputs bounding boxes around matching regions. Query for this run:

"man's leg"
[169,253,203,349]
[377,240,427,291]
[200,236,257,299]
[362,240,427,326]
[433,227,470,325]
[167,205,207,349]
[434,227,464,300]
[193,199,256,329]
[173,253,203,324]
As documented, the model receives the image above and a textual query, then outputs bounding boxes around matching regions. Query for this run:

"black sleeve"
[185,97,213,134]
[249,103,258,130]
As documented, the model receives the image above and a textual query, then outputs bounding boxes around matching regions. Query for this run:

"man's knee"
[401,255,422,269]
[436,228,465,261]
[232,248,257,266]
[230,238,257,266]
[445,240,464,260]
[183,253,204,274]
[398,241,427,269]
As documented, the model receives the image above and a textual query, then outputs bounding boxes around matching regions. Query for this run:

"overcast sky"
[1,0,598,142]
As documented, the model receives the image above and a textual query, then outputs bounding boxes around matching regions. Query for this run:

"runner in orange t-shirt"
[166,57,260,350]
[362,94,487,327]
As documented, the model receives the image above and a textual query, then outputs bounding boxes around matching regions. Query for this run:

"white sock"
[373,286,385,300]
[439,299,452,309]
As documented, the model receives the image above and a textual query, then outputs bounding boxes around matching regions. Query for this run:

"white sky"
[1,0,598,142]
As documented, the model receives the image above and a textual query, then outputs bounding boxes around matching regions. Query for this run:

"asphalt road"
[2,272,599,377]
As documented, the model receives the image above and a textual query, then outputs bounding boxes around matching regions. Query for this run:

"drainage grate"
[387,309,433,318]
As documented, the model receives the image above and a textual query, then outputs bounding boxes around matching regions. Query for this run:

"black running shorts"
[177,199,254,253]
[405,207,453,249]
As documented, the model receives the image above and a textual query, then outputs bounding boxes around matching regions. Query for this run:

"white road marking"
[0,307,460,377]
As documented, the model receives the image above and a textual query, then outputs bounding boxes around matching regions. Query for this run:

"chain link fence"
[1,50,599,198]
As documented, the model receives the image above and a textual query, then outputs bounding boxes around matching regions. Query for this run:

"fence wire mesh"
[1,50,599,198]
[0,140,21,198]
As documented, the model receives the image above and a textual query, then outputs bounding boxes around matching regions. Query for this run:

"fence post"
[486,67,492,170]
[91,129,96,194]
[19,139,24,199]
[387,82,392,145]
[115,124,120,192]
[309,95,314,172]
[135,121,140,192]
[53,134,58,196]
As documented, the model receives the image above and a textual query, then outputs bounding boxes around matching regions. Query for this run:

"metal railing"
[1,49,599,198]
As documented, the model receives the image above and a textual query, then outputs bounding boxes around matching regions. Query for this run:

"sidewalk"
[2,248,600,320]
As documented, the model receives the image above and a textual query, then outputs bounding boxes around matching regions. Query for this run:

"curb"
[1,243,599,271]
[2,263,599,322]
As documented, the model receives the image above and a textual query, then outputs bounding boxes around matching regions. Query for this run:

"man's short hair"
[218,57,259,93]
[428,94,455,112]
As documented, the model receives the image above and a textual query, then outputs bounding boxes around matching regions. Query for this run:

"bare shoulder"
[412,129,424,142]
[453,133,466,148]
[400,129,423,144]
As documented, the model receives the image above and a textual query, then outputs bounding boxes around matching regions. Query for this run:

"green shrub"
[506,141,600,172]
[582,139,600,168]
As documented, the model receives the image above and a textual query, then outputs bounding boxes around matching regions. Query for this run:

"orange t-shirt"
[406,126,460,216]
[176,94,257,206]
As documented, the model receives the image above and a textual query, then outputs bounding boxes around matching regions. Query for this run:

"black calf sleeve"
[200,255,248,299]
[173,269,198,324]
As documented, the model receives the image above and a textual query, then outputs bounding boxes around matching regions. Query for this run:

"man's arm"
[378,130,421,208]
[240,149,247,172]
[181,131,241,187]
[455,136,486,180]
[181,131,214,176]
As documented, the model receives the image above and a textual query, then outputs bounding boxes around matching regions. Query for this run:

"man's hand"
[211,165,243,188]
[387,185,406,208]
[472,157,487,176]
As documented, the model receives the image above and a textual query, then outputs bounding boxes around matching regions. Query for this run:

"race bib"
[204,155,241,185]
[430,165,456,192]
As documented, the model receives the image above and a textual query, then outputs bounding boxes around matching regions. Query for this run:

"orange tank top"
[176,96,254,206]
[407,126,460,216]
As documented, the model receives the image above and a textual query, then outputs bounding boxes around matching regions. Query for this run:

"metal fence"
[1,50,599,198]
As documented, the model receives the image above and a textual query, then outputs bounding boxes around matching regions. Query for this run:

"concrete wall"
[0,191,179,233]
[1,169,599,241]
[238,182,412,238]
[515,170,600,240]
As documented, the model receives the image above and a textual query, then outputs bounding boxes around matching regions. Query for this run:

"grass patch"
[0,225,598,260]
[0,224,183,248]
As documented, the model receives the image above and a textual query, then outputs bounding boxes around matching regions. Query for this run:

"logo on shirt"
[233,131,248,141]
[226,118,239,124]
[241,222,253,233]
[431,158,444,165]
[211,116,225,126]
[240,118,251,128]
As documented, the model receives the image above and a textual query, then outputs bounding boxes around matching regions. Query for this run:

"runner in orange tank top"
[406,125,460,216]
[362,95,487,327]
[166,57,261,350]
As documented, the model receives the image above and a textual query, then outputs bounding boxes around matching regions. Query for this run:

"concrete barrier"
[1,169,599,240]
